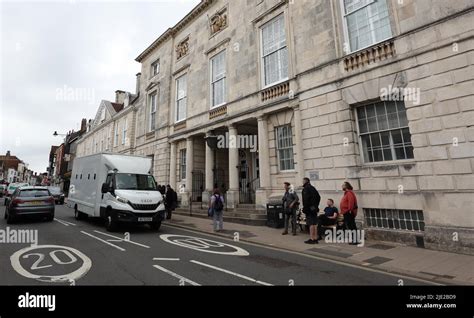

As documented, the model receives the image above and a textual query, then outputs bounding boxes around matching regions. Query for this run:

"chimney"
[80,118,87,133]
[115,90,126,104]
[6,151,10,157]
[136,73,141,95]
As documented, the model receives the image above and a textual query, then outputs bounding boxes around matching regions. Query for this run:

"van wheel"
[105,215,118,232]
[150,221,161,231]
[74,207,86,221]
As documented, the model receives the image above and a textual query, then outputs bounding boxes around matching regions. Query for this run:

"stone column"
[169,142,177,189]
[256,115,270,207]
[203,132,215,204]
[182,137,194,207]
[227,125,239,208]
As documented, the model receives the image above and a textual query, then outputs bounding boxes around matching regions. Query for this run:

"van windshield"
[115,174,157,191]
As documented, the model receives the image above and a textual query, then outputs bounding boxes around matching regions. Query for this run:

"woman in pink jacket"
[339,182,359,245]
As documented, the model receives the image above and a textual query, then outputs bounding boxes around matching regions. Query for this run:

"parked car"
[4,186,55,224]
[4,183,29,205]
[47,186,65,205]
[0,184,7,198]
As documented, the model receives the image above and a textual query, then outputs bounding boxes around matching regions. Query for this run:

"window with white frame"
[342,0,392,53]
[176,75,187,122]
[210,50,226,108]
[122,118,127,145]
[114,122,119,147]
[179,149,187,180]
[151,60,160,77]
[356,100,413,163]
[275,125,294,171]
[261,14,288,87]
[149,92,157,132]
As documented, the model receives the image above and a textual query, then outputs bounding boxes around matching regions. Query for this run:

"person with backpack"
[209,188,225,232]
[340,181,359,245]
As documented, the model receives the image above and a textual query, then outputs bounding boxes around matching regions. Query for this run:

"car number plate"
[138,217,153,222]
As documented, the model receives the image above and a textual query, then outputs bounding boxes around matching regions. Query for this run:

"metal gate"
[238,165,255,204]
[191,170,204,202]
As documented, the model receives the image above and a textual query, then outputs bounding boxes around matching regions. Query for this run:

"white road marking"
[190,260,273,286]
[10,245,92,283]
[153,258,180,261]
[152,265,200,286]
[54,218,71,226]
[56,218,77,226]
[80,231,125,251]
[92,230,150,249]
[160,234,249,256]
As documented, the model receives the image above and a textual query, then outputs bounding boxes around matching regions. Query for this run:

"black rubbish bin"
[266,204,284,228]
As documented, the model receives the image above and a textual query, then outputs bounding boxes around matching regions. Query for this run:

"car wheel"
[6,211,15,224]
[46,213,54,222]
[105,214,118,232]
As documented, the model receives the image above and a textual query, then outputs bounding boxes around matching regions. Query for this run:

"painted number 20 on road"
[10,245,92,284]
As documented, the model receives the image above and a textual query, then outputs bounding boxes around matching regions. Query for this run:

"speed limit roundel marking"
[10,245,92,283]
[160,234,249,256]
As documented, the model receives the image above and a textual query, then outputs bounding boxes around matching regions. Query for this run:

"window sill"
[361,159,416,167]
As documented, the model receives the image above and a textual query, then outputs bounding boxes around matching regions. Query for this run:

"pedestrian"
[209,188,224,232]
[282,182,299,236]
[339,181,359,245]
[165,185,178,220]
[302,177,321,244]
[316,199,338,242]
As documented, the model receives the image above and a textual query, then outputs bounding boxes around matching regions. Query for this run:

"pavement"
[167,212,474,286]
[0,201,471,286]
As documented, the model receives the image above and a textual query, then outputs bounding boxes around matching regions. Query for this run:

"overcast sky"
[0,0,199,173]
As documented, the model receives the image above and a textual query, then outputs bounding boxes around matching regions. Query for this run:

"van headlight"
[116,196,129,204]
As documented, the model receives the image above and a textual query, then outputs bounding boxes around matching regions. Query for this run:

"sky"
[0,0,200,173]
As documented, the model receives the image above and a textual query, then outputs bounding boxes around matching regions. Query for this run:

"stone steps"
[174,205,268,226]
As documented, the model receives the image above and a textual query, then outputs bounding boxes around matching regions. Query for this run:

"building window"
[106,128,110,151]
[179,149,187,180]
[210,50,226,108]
[364,208,425,232]
[275,125,294,171]
[176,75,187,122]
[101,140,104,151]
[261,14,288,87]
[151,60,160,77]
[122,118,127,145]
[342,0,392,53]
[149,93,157,132]
[356,100,413,163]
[114,122,119,147]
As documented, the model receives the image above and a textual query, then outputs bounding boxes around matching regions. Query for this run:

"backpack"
[214,194,224,211]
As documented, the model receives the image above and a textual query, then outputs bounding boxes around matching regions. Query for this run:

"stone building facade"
[75,0,474,254]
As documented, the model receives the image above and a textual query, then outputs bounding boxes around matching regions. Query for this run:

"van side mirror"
[101,183,110,194]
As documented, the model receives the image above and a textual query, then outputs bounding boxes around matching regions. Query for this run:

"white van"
[68,153,165,231]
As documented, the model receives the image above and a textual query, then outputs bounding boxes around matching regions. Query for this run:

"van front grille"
[128,203,160,211]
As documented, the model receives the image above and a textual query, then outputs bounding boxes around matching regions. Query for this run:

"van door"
[100,173,114,217]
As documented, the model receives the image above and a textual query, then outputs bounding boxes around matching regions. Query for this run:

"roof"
[111,102,124,113]
[135,0,215,62]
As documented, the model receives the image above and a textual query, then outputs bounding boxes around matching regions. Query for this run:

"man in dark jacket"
[302,177,321,244]
[165,185,178,220]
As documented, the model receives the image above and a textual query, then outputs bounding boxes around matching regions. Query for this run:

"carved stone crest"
[176,38,189,60]
[210,10,227,35]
